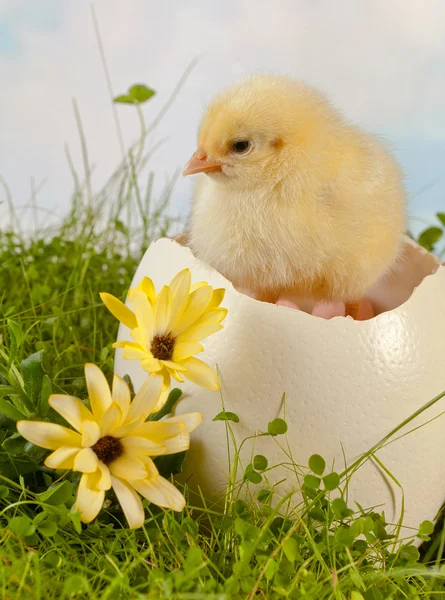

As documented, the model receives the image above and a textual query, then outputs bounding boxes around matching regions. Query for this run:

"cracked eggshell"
[115,236,445,534]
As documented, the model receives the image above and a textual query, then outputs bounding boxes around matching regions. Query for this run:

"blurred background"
[1,0,445,234]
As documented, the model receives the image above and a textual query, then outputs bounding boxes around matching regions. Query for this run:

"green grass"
[2,74,445,598]
[1,192,445,600]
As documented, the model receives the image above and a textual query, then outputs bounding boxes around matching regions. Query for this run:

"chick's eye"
[231,139,251,154]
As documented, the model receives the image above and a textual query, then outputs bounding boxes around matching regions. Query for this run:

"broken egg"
[114,236,445,535]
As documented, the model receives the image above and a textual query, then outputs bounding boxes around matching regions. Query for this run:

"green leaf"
[309,507,325,522]
[234,499,247,515]
[24,441,48,464]
[308,454,326,475]
[183,547,203,574]
[303,474,320,490]
[334,525,355,547]
[283,537,299,563]
[267,418,287,435]
[2,432,27,454]
[113,94,135,104]
[257,489,272,503]
[323,472,340,491]
[7,319,23,361]
[418,226,443,251]
[123,374,135,399]
[265,559,278,581]
[253,454,268,471]
[62,575,90,597]
[332,497,351,519]
[0,485,10,499]
[0,455,41,478]
[113,84,155,105]
[418,519,434,539]
[149,388,182,421]
[128,84,155,103]
[437,212,445,227]
[8,515,35,537]
[37,480,74,506]
[70,511,82,534]
[115,220,127,234]
[154,450,187,478]
[39,375,52,417]
[213,410,240,423]
[0,398,25,421]
[400,544,420,562]
[244,464,262,484]
[100,346,109,362]
[37,519,58,537]
[42,550,60,568]
[21,350,45,409]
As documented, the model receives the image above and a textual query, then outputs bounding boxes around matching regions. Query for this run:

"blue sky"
[1,0,444,233]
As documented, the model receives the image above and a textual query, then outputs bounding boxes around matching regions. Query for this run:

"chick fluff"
[183,75,406,314]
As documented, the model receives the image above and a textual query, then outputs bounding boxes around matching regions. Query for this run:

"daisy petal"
[17,421,81,450]
[172,342,204,362]
[100,403,123,436]
[121,436,166,457]
[162,360,187,372]
[176,309,226,344]
[97,461,112,490]
[131,421,184,440]
[112,375,131,422]
[126,375,163,423]
[75,472,105,523]
[111,417,145,439]
[137,276,156,306]
[110,476,145,529]
[151,371,171,413]
[162,433,190,454]
[109,457,147,480]
[170,285,212,336]
[182,357,220,390]
[169,269,192,330]
[74,447,99,473]
[154,285,172,336]
[190,281,207,292]
[141,358,162,373]
[99,293,137,330]
[114,341,148,361]
[164,412,203,433]
[128,289,154,341]
[208,288,225,310]
[44,446,80,470]
[81,420,101,447]
[169,370,185,383]
[132,475,185,511]
[49,394,94,432]
[139,456,159,478]
[85,363,112,420]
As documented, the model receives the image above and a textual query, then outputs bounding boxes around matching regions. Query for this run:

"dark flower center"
[92,436,123,465]
[151,334,175,361]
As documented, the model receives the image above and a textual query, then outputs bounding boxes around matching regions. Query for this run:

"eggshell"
[115,236,445,535]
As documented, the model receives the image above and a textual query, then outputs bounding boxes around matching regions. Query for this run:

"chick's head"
[183,75,336,189]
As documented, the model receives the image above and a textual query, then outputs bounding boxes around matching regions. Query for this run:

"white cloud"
[1,0,444,223]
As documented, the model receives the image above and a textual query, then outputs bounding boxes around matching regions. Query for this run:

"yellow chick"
[182,75,406,317]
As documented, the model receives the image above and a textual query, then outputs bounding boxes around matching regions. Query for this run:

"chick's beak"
[182,149,223,176]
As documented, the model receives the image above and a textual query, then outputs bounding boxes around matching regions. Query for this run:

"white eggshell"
[115,237,445,534]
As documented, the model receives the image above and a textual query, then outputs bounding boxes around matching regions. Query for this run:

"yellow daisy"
[100,269,227,403]
[17,363,202,529]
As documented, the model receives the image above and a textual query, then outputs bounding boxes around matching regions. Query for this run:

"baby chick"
[183,75,406,317]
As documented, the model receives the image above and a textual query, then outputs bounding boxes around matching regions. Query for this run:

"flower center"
[92,436,123,465]
[151,334,175,361]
